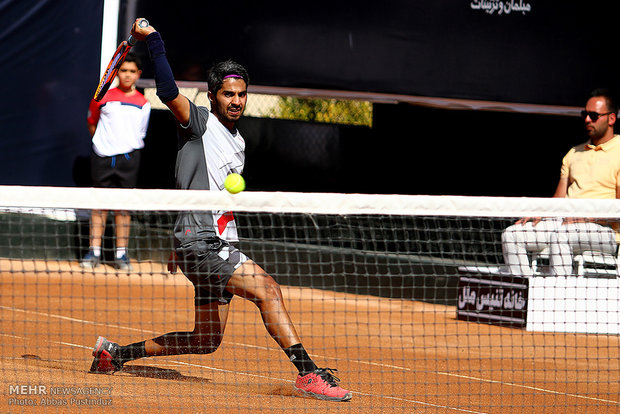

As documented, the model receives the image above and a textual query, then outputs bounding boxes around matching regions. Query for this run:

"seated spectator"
[502,88,619,276]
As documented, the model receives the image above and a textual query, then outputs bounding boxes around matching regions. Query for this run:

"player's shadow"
[20,355,209,383]
[266,385,297,398]
[118,365,211,383]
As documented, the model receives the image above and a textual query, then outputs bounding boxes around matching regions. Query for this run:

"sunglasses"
[580,110,612,122]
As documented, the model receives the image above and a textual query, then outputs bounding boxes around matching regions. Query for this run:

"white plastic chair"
[532,247,619,277]
[573,249,620,277]
[530,248,550,275]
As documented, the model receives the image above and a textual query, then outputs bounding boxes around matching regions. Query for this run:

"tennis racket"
[93,19,149,101]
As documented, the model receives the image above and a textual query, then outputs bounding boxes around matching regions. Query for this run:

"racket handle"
[127,19,149,46]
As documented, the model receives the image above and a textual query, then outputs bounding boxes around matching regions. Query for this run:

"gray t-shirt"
[173,101,245,245]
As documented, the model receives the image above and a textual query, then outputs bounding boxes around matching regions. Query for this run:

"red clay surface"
[0,258,618,413]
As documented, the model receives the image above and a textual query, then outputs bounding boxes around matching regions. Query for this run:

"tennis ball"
[224,173,246,194]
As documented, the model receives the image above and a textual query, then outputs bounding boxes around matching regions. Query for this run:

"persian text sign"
[457,274,529,328]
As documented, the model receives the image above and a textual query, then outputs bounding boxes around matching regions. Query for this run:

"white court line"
[0,342,485,414]
[0,306,146,333]
[2,333,480,413]
[435,372,619,405]
[54,341,91,350]
[166,360,487,413]
[2,305,618,407]
[0,333,23,340]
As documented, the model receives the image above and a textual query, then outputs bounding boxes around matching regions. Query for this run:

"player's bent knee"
[259,276,283,298]
[253,283,286,311]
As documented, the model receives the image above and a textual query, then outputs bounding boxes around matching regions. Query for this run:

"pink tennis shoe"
[295,368,352,402]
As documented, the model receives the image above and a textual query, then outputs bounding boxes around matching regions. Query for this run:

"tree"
[276,97,372,127]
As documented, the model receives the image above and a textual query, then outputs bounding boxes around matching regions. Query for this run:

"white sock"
[116,248,127,259]
[91,246,101,257]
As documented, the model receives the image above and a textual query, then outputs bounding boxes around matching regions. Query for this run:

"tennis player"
[89,19,352,402]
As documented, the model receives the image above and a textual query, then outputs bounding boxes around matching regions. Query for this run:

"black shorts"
[176,239,250,306]
[91,149,141,188]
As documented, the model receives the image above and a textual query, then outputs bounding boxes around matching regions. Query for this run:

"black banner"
[128,0,619,108]
[2,0,617,188]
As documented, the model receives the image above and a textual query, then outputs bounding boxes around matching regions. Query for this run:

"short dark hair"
[124,53,142,70]
[207,60,249,95]
[590,88,618,115]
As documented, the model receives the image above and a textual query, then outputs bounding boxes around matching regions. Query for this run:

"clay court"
[0,258,618,413]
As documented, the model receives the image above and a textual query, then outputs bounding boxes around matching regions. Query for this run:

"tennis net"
[0,185,618,413]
